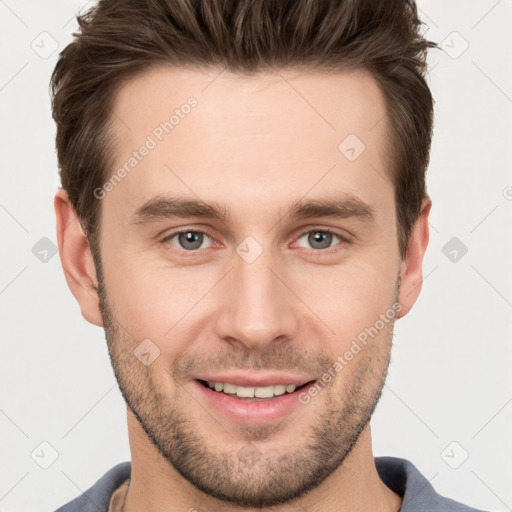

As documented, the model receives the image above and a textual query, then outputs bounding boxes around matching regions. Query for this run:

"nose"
[213,248,300,352]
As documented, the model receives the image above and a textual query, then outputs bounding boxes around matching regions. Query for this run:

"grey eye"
[297,231,341,250]
[171,231,211,251]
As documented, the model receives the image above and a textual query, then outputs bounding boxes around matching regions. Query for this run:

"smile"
[199,380,309,400]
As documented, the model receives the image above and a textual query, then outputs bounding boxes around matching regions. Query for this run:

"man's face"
[97,66,403,507]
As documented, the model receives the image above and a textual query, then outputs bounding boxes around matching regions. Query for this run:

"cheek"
[293,258,398,340]
[101,250,220,351]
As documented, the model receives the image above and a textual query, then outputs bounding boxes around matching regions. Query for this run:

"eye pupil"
[178,231,203,250]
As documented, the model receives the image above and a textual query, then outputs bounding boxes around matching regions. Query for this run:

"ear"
[54,189,103,327]
[396,196,432,319]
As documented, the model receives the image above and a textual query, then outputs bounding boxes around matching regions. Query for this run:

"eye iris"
[309,231,332,249]
[178,231,203,250]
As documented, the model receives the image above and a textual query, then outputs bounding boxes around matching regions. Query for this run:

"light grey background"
[1,1,511,511]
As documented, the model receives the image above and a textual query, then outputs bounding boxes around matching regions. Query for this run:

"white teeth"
[206,381,299,398]
[236,386,255,398]
[254,385,274,398]
[273,385,286,396]
[224,383,237,394]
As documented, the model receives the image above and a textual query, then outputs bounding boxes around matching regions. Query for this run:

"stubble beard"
[96,263,399,508]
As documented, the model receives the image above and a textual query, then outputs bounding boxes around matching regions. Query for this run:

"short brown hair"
[51,0,436,260]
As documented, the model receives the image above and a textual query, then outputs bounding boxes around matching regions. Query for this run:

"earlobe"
[396,197,432,319]
[54,189,104,327]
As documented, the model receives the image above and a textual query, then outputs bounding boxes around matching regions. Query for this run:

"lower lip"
[192,380,316,425]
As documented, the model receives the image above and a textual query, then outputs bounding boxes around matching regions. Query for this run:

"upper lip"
[194,373,316,388]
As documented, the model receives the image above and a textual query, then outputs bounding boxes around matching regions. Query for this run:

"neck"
[123,412,402,512]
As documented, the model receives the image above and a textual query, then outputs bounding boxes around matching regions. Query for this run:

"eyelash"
[160,227,350,255]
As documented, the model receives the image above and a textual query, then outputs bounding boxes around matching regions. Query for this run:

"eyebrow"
[129,193,375,226]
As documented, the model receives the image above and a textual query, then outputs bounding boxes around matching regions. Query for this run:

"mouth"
[191,374,318,424]
[196,378,315,401]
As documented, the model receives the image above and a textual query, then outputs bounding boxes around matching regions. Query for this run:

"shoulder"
[375,456,490,512]
[54,462,131,512]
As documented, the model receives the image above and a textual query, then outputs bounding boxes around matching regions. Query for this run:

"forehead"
[104,65,391,225]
